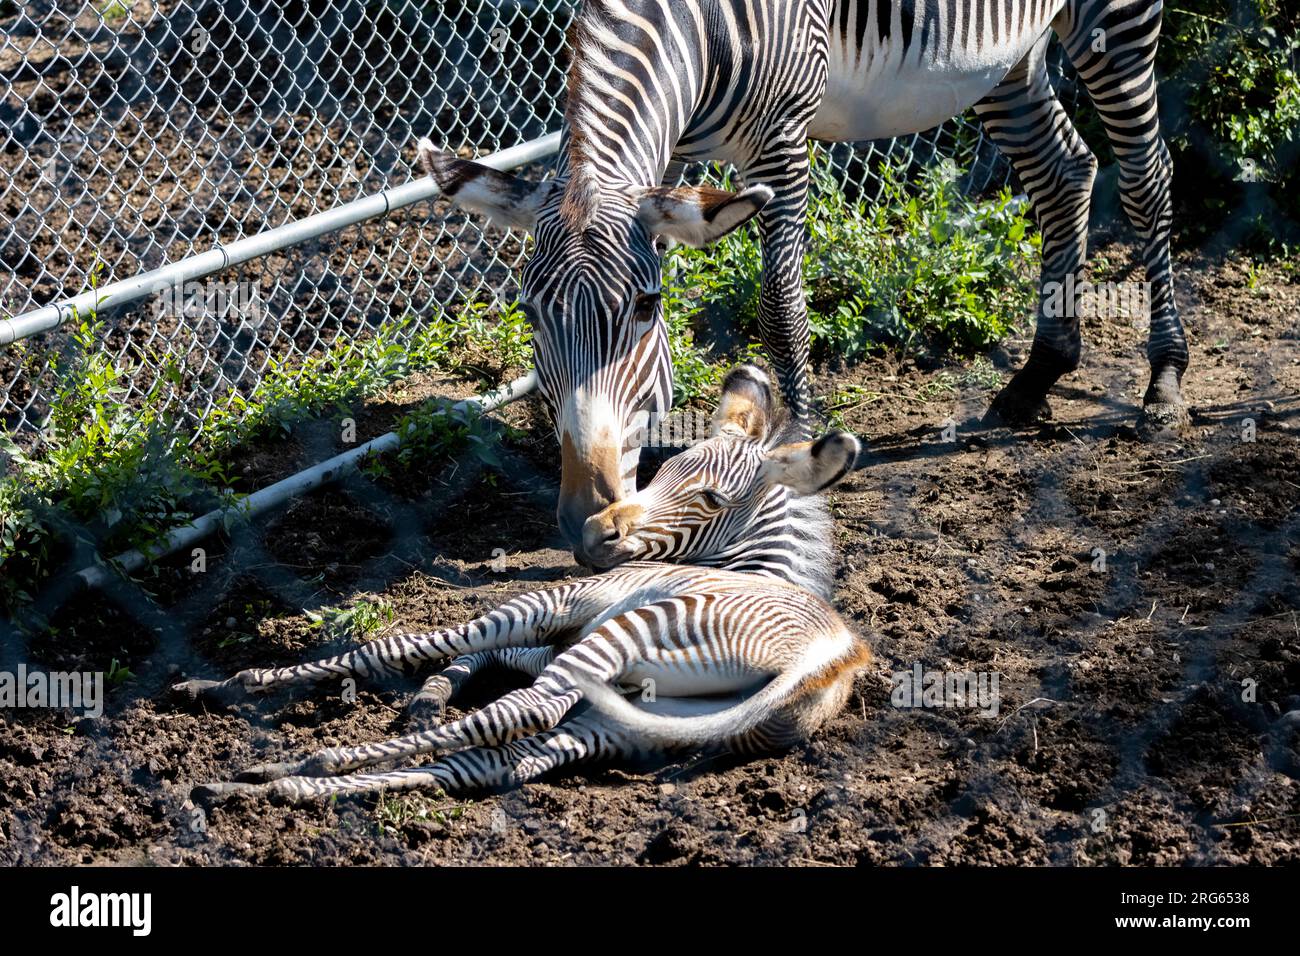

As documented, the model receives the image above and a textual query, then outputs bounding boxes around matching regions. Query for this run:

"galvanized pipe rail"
[1,132,562,346]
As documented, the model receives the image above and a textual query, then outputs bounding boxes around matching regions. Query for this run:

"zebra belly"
[620,655,769,696]
[810,13,1054,141]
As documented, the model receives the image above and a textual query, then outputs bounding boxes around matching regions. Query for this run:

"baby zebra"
[182,366,870,803]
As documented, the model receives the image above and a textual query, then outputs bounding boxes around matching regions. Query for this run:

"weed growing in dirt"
[0,307,223,614]
[305,598,396,642]
[201,301,531,455]
[375,791,467,834]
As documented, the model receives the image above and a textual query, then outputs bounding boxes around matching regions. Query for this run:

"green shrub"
[0,295,532,615]
[661,153,1040,389]
[1158,0,1300,249]
[0,315,219,613]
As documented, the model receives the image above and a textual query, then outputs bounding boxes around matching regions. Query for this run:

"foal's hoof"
[191,780,261,803]
[983,385,1052,427]
[172,678,224,701]
[408,689,451,725]
[235,761,299,783]
[1137,401,1190,440]
[171,678,248,706]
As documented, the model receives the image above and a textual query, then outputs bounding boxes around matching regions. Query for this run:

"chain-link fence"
[0,0,1079,444]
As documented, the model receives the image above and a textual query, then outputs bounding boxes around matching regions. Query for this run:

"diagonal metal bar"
[70,369,537,592]
[0,132,562,346]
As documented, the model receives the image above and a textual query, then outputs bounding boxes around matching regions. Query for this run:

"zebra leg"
[173,579,605,704]
[745,140,817,429]
[975,33,1098,426]
[409,646,558,722]
[1060,0,1187,433]
[198,717,619,804]
[231,632,634,781]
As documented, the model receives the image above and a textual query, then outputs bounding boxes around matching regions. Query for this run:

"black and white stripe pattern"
[181,367,871,802]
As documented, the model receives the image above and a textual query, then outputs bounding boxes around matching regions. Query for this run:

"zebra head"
[579,364,860,577]
[417,140,772,550]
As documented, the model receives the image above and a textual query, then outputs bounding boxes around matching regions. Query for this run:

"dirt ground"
[1,239,1298,866]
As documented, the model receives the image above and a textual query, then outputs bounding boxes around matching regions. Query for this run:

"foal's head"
[579,365,859,582]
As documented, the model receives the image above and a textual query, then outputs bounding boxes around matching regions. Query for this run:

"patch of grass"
[201,300,531,456]
[99,0,135,22]
[375,791,467,833]
[1,305,223,613]
[0,284,531,616]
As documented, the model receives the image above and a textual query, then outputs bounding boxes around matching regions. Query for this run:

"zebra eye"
[700,488,731,509]
[632,292,660,322]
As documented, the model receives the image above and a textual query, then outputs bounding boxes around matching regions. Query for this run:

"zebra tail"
[572,635,862,750]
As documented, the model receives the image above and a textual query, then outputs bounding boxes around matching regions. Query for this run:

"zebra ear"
[636,183,774,247]
[417,138,553,233]
[711,364,773,439]
[761,431,860,496]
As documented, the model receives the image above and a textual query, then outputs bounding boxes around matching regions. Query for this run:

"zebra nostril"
[601,527,620,543]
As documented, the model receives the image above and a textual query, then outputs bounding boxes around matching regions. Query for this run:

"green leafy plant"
[1158,1,1300,248]
[660,152,1040,388]
[306,598,395,641]
[106,657,134,686]
[0,286,532,614]
[0,299,221,613]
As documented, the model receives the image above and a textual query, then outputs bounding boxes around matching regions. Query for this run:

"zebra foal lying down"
[180,366,870,803]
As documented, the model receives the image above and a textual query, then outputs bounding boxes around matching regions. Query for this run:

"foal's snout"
[577,501,645,569]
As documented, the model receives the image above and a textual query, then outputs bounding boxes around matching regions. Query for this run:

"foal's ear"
[417,138,554,233]
[761,430,860,495]
[711,364,774,440]
[635,183,773,247]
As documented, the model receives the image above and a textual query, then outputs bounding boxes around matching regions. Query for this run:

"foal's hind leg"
[232,632,636,781]
[975,33,1098,425]
[1058,0,1187,433]
[199,714,621,804]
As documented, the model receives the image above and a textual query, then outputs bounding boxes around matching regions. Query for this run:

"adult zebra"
[420,0,1184,560]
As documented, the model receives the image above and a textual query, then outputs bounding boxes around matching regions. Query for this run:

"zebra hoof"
[982,386,1052,427]
[1137,401,1190,440]
[172,679,229,702]
[235,761,299,783]
[408,690,450,725]
[191,780,261,803]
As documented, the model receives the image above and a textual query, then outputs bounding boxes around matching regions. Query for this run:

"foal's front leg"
[173,578,608,704]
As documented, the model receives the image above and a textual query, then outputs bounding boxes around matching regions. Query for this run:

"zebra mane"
[562,6,616,202]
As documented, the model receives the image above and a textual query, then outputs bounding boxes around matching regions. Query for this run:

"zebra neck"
[697,489,836,601]
[561,1,706,187]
